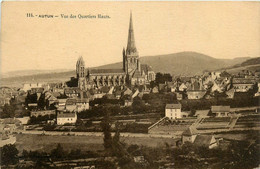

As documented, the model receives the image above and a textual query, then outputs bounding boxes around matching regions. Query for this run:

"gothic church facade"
[76,13,155,90]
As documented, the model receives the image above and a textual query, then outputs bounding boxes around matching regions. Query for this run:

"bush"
[1,144,19,166]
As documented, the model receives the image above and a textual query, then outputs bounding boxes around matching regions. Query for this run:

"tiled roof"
[89,69,125,75]
[193,135,215,147]
[211,106,230,112]
[182,126,198,136]
[57,113,76,118]
[165,104,181,109]
[195,110,209,117]
[232,78,256,84]
[64,87,81,94]
[66,98,89,105]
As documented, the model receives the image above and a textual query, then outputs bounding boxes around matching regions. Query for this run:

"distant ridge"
[97,52,250,76]
[218,57,260,74]
[0,51,251,87]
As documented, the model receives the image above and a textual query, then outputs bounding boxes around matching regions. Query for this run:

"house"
[186,81,206,99]
[65,98,89,112]
[211,106,230,117]
[22,83,43,92]
[57,112,77,125]
[56,99,67,109]
[187,90,206,99]
[179,83,187,92]
[211,81,224,93]
[151,86,159,93]
[108,86,114,94]
[114,90,122,99]
[132,89,140,99]
[64,87,81,98]
[44,91,58,106]
[122,88,133,96]
[182,126,198,144]
[165,104,182,120]
[210,71,221,80]
[124,99,133,107]
[232,78,256,92]
[27,103,38,111]
[167,82,178,92]
[176,92,183,101]
[133,156,146,163]
[193,135,218,149]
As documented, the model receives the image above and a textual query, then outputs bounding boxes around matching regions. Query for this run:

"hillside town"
[1,11,260,169]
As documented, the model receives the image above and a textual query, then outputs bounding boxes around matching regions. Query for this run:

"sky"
[1,1,260,73]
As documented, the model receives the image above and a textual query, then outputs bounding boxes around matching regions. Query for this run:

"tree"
[1,144,19,166]
[1,104,15,118]
[155,72,172,84]
[51,143,65,160]
[101,110,113,150]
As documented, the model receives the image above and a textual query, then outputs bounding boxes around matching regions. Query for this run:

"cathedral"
[76,13,155,90]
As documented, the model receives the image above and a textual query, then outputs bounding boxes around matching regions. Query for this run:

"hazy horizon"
[1,1,260,73]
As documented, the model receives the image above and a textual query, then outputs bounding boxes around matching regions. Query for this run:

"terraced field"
[234,114,260,128]
[197,117,231,130]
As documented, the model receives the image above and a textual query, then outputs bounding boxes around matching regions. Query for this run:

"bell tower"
[76,56,87,90]
[123,12,140,75]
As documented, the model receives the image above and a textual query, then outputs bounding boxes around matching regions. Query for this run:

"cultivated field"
[15,134,176,154]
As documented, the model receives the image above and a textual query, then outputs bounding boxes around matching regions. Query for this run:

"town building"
[65,98,89,112]
[64,87,81,98]
[57,112,77,125]
[75,13,155,90]
[211,105,230,117]
[182,126,218,149]
[232,78,256,92]
[22,83,43,92]
[186,81,206,99]
[182,126,198,144]
[165,103,183,120]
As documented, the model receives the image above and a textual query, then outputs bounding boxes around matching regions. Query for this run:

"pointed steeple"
[126,11,138,55]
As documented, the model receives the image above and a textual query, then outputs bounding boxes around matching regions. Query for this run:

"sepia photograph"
[0,1,260,169]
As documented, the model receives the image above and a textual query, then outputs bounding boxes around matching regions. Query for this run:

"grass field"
[15,134,176,154]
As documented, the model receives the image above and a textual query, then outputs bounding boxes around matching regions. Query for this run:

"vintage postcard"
[0,1,260,169]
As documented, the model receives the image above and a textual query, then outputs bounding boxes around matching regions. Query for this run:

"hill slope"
[97,52,249,75]
[220,57,260,74]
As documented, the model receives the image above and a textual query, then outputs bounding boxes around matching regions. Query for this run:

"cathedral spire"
[126,11,138,55]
